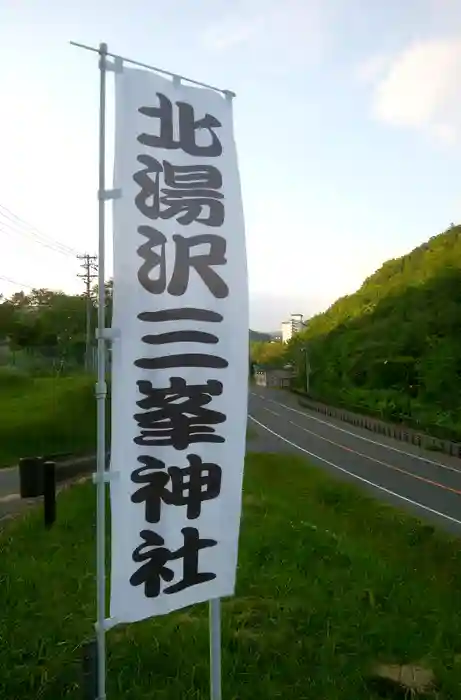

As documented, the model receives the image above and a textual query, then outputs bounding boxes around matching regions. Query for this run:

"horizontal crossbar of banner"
[69,40,235,97]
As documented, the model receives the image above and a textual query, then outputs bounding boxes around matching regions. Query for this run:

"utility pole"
[300,319,310,395]
[302,345,310,394]
[77,253,98,371]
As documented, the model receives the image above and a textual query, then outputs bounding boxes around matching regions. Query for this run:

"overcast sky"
[0,0,460,330]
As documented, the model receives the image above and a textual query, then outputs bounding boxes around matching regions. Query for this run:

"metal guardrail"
[293,392,461,459]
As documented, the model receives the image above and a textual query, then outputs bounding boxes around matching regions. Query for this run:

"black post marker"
[43,460,56,528]
[18,457,44,498]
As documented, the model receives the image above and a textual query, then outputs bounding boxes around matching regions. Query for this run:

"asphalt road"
[3,388,461,533]
[0,467,18,498]
[249,387,461,535]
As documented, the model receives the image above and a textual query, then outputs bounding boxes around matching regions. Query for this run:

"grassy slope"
[2,452,461,698]
[0,372,97,467]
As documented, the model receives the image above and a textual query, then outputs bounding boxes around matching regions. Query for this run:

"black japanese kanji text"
[137,225,229,299]
[137,93,222,157]
[131,453,222,522]
[133,377,226,450]
[134,156,224,227]
[130,527,217,598]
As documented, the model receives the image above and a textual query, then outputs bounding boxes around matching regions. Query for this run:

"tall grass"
[0,371,99,466]
[2,453,461,697]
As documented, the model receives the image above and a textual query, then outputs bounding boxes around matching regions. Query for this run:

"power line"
[0,203,80,258]
[0,222,77,259]
[0,275,70,293]
[0,213,77,258]
[0,203,79,254]
[0,274,34,290]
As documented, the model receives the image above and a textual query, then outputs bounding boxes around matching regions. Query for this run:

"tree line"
[0,282,113,367]
[4,221,461,443]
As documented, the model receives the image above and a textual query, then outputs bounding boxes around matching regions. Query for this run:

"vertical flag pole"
[209,598,222,699]
[208,88,236,700]
[96,41,108,700]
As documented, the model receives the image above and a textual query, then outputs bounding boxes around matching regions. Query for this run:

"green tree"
[250,340,287,368]
[2,288,88,362]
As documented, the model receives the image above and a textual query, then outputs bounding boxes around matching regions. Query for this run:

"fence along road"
[249,387,461,536]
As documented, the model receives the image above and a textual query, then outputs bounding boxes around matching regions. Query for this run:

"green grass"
[246,422,256,440]
[0,373,98,467]
[2,452,461,698]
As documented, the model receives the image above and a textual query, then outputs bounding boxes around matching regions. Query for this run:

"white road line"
[281,416,461,495]
[250,391,461,474]
[262,407,281,417]
[248,415,461,528]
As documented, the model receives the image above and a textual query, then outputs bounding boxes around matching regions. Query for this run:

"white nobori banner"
[110,65,248,623]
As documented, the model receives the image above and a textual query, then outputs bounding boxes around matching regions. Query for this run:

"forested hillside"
[288,224,461,440]
[249,330,272,343]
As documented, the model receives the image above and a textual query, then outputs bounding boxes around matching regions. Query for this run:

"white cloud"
[355,53,391,84]
[362,37,461,142]
[432,122,459,144]
[202,11,264,51]
[202,0,336,65]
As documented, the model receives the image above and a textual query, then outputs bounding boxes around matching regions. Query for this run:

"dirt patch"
[368,662,436,697]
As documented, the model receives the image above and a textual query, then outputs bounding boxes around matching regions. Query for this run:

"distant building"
[281,313,304,343]
[254,365,294,388]
[281,321,292,344]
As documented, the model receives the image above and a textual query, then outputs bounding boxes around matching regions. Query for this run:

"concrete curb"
[0,474,94,526]
[293,394,461,459]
